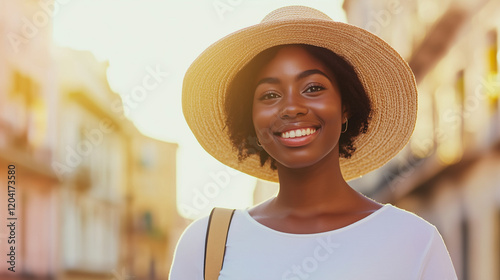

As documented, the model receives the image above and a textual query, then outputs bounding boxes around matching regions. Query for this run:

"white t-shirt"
[170,204,457,280]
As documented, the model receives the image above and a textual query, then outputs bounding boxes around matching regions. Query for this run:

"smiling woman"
[225,44,372,171]
[172,5,458,280]
[252,45,350,174]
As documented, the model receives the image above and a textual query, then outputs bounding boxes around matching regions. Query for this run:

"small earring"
[256,139,262,147]
[341,118,349,133]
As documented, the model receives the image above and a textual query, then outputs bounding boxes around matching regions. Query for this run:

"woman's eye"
[304,85,325,93]
[259,92,280,100]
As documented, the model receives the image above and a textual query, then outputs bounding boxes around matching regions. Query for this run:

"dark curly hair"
[223,44,372,171]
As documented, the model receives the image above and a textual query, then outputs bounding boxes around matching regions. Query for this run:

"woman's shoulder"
[178,214,211,242]
[176,204,439,240]
[380,204,437,228]
[176,208,240,243]
[169,214,211,279]
[372,204,440,242]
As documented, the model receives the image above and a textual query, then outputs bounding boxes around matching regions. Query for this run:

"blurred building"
[127,134,179,280]
[0,1,60,279]
[1,1,182,280]
[344,0,500,279]
[55,48,181,280]
[54,48,128,280]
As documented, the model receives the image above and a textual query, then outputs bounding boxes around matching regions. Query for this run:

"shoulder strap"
[204,207,236,280]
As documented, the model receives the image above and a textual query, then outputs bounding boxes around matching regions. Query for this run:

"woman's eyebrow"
[296,69,330,81]
[255,69,331,87]
[255,77,280,87]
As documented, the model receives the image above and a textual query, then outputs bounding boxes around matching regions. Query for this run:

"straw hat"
[182,5,417,182]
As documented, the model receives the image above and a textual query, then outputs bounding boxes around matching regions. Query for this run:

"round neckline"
[240,203,392,237]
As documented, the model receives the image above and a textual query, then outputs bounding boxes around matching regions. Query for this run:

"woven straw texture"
[182,6,417,182]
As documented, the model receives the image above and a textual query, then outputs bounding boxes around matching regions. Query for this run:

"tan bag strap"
[204,208,236,280]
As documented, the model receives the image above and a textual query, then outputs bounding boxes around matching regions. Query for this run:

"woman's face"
[252,45,346,169]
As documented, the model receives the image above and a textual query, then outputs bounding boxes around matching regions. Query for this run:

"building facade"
[1,1,181,279]
[0,1,60,279]
[344,0,500,279]
[54,48,128,280]
[55,48,181,280]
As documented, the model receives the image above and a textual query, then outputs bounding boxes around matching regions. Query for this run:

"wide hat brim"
[182,6,417,182]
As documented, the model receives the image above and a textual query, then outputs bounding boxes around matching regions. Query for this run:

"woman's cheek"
[252,105,278,144]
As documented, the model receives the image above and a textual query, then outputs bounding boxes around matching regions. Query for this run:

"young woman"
[171,6,457,280]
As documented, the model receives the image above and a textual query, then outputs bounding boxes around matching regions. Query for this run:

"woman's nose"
[279,93,308,119]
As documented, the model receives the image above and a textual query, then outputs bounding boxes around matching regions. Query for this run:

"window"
[486,29,499,114]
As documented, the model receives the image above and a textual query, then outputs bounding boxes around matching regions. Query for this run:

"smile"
[279,127,317,139]
[274,126,320,147]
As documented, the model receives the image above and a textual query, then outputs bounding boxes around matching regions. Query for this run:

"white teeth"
[280,128,317,139]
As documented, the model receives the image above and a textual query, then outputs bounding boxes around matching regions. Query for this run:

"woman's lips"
[274,127,320,147]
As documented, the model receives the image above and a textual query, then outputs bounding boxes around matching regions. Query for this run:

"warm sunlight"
[52,0,348,219]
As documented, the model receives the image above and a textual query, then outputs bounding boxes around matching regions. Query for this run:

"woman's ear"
[342,105,350,122]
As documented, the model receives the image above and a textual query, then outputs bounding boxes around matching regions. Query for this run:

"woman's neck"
[272,149,360,213]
